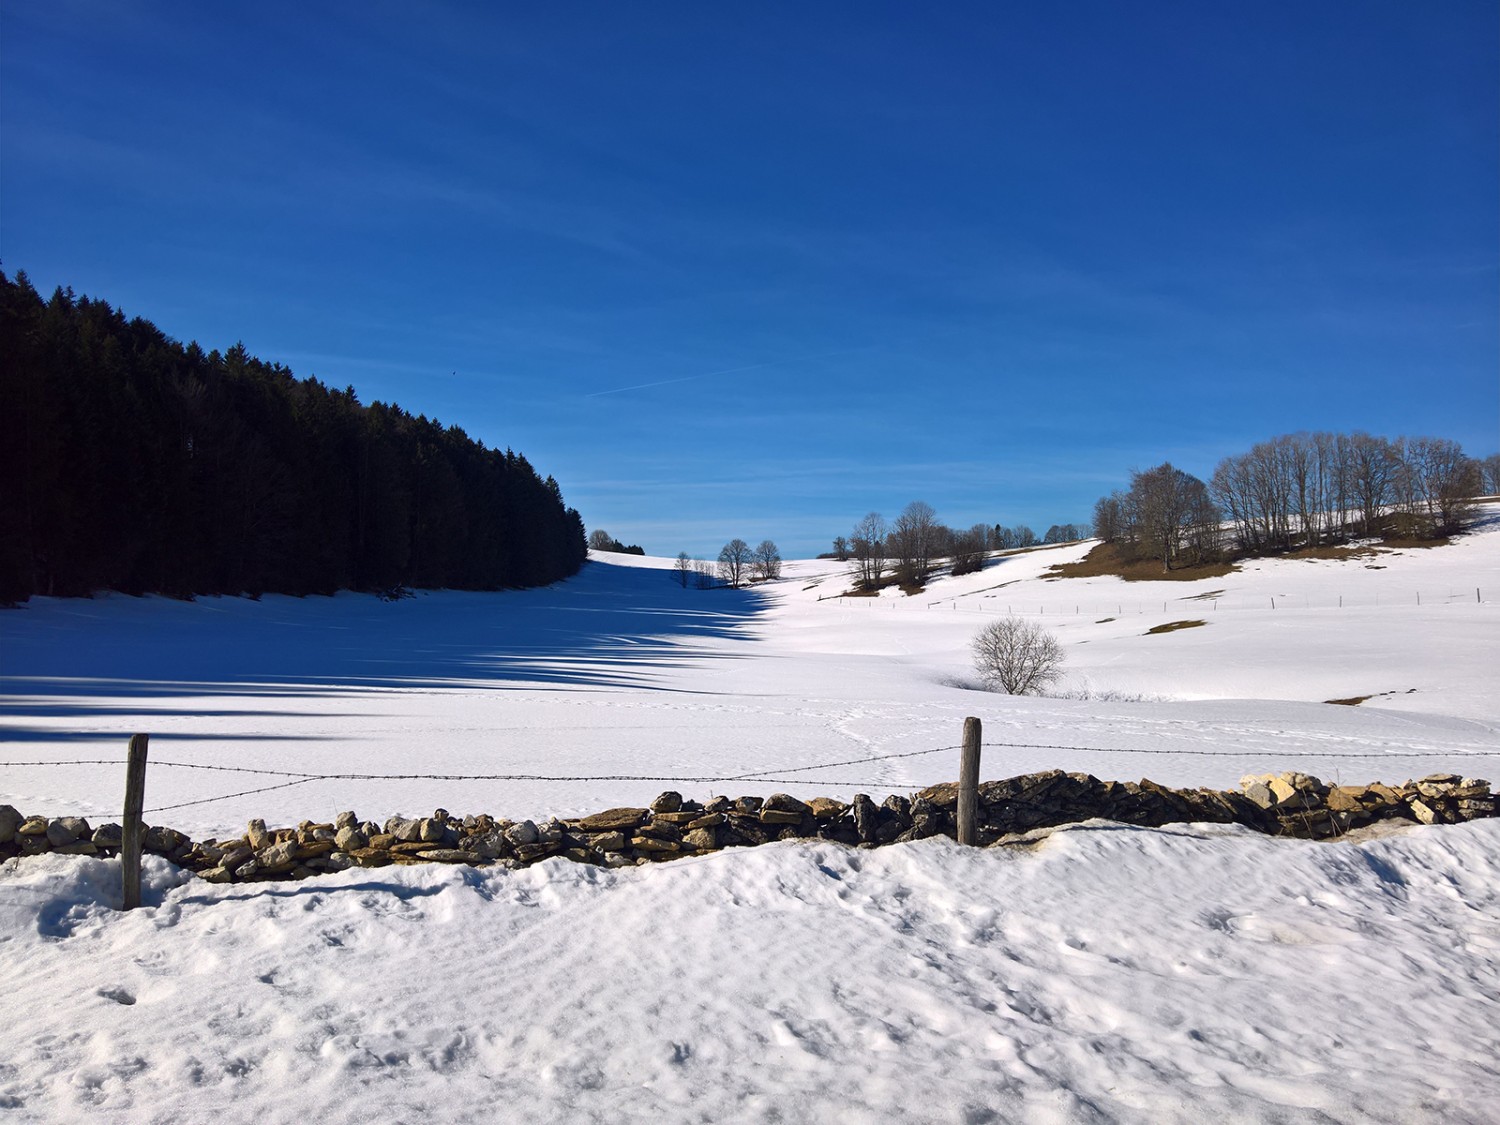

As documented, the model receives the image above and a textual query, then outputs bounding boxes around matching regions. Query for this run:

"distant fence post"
[122,733,148,911]
[957,717,982,846]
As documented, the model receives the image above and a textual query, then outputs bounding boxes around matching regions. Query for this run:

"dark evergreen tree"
[0,272,587,602]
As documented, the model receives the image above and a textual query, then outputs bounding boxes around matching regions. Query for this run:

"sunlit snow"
[2,505,1498,1121]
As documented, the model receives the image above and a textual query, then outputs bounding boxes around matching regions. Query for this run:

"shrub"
[971,617,1064,695]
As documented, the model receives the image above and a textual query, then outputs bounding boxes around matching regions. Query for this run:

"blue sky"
[3,1,1496,558]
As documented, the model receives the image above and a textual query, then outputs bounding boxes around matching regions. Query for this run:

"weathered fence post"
[122,733,148,911]
[957,717,982,846]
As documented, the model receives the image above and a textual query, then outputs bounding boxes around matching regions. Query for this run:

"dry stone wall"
[0,771,1493,884]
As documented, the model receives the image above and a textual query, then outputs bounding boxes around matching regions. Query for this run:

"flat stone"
[574,808,648,832]
[18,816,49,836]
[631,837,682,853]
[144,826,189,853]
[294,840,336,860]
[513,842,562,863]
[385,817,422,843]
[199,866,234,884]
[415,849,476,864]
[762,793,812,818]
[46,817,90,847]
[51,841,99,856]
[636,821,682,841]
[1326,787,1366,813]
[758,809,805,825]
[389,842,437,855]
[462,831,508,860]
[686,813,726,829]
[807,797,848,820]
[914,783,959,809]
[1243,781,1276,810]
[259,840,299,868]
[1409,798,1439,825]
[348,848,392,868]
[650,811,700,825]
[588,832,628,852]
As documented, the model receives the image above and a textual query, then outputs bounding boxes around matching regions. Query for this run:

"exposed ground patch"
[1326,688,1419,707]
[1046,544,1239,583]
[1145,619,1207,636]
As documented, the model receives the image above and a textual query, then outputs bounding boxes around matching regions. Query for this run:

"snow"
[3,823,1498,1122]
[3,505,1500,1121]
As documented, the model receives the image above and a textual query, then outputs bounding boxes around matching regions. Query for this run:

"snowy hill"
[3,505,1497,834]
[2,505,1499,1121]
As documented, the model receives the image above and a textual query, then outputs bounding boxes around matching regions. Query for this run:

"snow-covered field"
[3,508,1499,1122]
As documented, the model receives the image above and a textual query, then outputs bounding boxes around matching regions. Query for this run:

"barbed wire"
[4,734,1494,816]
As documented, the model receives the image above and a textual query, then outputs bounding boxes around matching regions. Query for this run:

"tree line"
[587,530,646,555]
[664,539,781,589]
[833,502,1088,592]
[1093,430,1491,571]
[0,272,587,602]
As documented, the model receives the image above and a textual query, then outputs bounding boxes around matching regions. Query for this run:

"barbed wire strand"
[6,738,1494,816]
[150,778,322,814]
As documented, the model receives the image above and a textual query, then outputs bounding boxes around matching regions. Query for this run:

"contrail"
[584,348,860,398]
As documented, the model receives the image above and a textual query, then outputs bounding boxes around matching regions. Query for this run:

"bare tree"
[1349,432,1397,537]
[951,524,989,576]
[1480,454,1500,497]
[1398,436,1480,536]
[1129,462,1217,571]
[693,559,715,589]
[588,529,615,551]
[850,512,887,591]
[971,617,1064,696]
[674,551,692,587]
[752,539,782,581]
[717,538,752,588]
[890,500,940,585]
[831,535,850,562]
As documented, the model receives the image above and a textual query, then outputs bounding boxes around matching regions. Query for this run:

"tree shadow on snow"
[0,562,772,727]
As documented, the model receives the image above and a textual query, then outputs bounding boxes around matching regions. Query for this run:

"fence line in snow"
[5,733,1488,819]
[815,587,1486,615]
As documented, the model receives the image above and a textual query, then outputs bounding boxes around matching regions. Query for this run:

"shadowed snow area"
[2,823,1498,1122]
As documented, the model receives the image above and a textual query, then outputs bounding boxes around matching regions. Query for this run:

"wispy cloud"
[582,348,866,399]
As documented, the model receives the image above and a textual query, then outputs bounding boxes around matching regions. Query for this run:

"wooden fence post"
[122,733,148,911]
[957,717,982,846]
